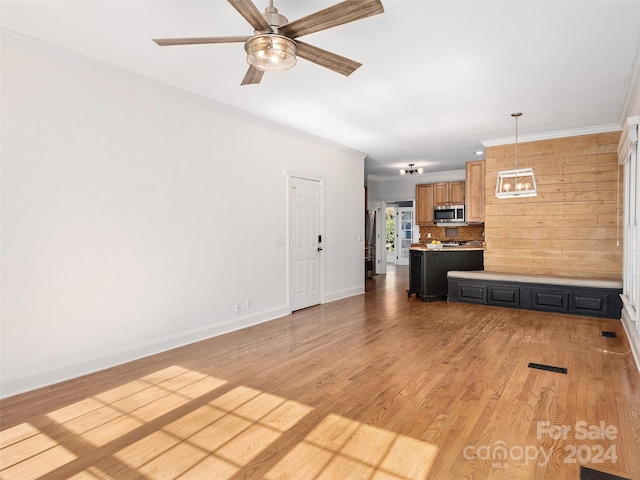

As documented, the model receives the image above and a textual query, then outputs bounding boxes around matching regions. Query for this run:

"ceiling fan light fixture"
[245,34,297,72]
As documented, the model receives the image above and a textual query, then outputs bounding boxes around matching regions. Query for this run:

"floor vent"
[527,362,567,374]
[580,466,629,480]
[601,331,617,338]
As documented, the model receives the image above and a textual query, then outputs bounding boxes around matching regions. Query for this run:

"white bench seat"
[447,270,622,290]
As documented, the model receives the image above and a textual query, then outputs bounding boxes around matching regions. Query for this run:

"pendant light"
[400,163,423,175]
[495,113,537,198]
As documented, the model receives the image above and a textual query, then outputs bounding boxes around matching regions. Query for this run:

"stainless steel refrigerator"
[365,210,376,278]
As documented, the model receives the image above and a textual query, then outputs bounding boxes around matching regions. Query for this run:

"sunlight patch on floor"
[113,385,313,478]
[0,366,314,479]
[1,365,435,479]
[0,435,77,480]
[264,413,438,480]
[0,366,229,479]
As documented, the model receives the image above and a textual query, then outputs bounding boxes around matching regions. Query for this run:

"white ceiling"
[3,1,640,180]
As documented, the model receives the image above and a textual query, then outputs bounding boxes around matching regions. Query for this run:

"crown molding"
[1,28,366,159]
[1,28,191,101]
[367,168,465,183]
[481,123,622,147]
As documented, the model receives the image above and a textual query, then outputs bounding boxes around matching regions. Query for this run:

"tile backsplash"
[419,224,485,242]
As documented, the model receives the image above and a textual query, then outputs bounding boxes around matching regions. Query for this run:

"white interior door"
[395,207,414,265]
[290,176,323,311]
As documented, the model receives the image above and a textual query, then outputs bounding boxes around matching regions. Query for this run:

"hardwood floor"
[2,265,639,479]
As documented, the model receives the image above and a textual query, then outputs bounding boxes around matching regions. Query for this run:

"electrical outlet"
[235,303,241,313]
[246,298,252,309]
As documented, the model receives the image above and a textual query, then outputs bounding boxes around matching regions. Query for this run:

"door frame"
[287,172,325,312]
[395,205,415,265]
[375,201,387,275]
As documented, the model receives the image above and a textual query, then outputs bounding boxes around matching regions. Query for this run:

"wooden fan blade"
[227,0,272,32]
[241,65,264,85]
[296,41,362,77]
[279,0,383,39]
[153,36,251,46]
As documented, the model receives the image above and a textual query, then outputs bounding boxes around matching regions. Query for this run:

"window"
[621,116,640,340]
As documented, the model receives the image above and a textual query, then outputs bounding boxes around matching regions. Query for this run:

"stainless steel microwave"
[434,205,465,224]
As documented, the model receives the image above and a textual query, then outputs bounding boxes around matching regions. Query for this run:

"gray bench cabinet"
[448,273,622,319]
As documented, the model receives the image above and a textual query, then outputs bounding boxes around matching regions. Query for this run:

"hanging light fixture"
[245,34,297,72]
[400,163,423,175]
[495,112,537,198]
[244,3,297,72]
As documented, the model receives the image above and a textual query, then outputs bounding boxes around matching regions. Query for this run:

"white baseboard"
[0,306,289,399]
[324,287,365,304]
[620,304,640,374]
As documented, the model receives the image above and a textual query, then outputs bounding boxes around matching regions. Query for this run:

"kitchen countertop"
[410,244,485,251]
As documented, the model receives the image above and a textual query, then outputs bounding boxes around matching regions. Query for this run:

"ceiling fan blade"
[153,36,251,46]
[296,41,361,77]
[241,65,264,85]
[279,0,384,39]
[227,0,272,32]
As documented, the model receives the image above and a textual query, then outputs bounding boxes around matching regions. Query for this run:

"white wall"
[366,179,381,204]
[620,83,640,373]
[375,169,466,202]
[1,42,365,397]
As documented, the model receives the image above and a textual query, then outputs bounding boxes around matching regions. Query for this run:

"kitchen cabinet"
[416,180,465,225]
[408,249,484,301]
[409,249,427,298]
[434,181,465,206]
[465,160,485,223]
[415,184,435,225]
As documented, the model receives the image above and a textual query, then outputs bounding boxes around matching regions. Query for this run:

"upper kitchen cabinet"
[415,183,435,225]
[434,181,465,206]
[465,160,486,224]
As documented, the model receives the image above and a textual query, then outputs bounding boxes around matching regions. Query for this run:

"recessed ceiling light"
[475,151,484,156]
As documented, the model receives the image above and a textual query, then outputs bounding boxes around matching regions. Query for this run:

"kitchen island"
[408,245,484,302]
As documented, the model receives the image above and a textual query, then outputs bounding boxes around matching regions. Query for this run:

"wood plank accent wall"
[484,132,623,279]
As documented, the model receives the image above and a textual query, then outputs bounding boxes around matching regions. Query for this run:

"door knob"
[317,247,323,252]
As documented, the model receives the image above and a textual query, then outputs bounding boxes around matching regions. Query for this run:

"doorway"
[385,207,396,263]
[289,175,323,311]
[386,201,416,266]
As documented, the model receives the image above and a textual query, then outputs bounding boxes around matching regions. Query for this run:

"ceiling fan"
[152,0,384,86]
